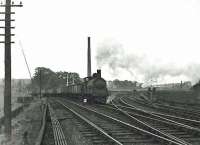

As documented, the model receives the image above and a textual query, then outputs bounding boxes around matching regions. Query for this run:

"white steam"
[96,40,200,84]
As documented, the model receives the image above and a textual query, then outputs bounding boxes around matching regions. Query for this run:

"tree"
[31,67,60,92]
[56,71,81,85]
[31,67,82,94]
[112,79,140,89]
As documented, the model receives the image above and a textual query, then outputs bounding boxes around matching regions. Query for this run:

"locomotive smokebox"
[97,69,101,78]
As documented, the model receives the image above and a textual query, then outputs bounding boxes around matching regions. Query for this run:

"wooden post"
[4,0,12,138]
[0,0,23,139]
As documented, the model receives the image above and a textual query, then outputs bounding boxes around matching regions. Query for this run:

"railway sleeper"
[57,99,184,145]
[48,103,68,145]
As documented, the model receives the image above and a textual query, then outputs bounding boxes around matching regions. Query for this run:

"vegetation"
[30,67,81,93]
[108,79,142,89]
[155,90,198,104]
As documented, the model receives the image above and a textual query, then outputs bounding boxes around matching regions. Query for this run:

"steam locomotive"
[43,69,109,104]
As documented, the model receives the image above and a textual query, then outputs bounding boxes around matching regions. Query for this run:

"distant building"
[107,80,142,90]
[153,81,192,89]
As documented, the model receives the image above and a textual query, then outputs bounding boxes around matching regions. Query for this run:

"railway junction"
[1,93,200,145]
[0,1,200,145]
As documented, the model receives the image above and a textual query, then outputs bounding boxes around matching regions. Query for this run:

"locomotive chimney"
[97,69,101,78]
[87,37,91,77]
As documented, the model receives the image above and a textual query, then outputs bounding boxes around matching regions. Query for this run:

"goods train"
[43,69,109,104]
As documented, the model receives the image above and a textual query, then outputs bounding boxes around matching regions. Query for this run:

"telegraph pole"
[0,0,22,139]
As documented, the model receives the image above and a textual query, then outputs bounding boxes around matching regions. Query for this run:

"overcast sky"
[0,0,200,84]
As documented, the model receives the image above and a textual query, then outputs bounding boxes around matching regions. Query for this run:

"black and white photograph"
[0,0,200,144]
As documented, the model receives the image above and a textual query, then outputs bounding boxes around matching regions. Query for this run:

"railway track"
[35,101,67,145]
[123,97,200,128]
[93,101,200,145]
[85,104,191,145]
[161,101,200,112]
[54,98,185,145]
[128,96,200,122]
[154,99,200,112]
[111,97,200,145]
[51,99,122,145]
[153,103,200,120]
[36,96,200,145]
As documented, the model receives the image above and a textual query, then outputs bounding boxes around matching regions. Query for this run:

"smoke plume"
[96,40,200,85]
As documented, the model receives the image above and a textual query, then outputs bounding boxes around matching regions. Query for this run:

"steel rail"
[134,95,200,120]
[150,110,200,128]
[48,103,68,145]
[111,97,200,144]
[158,101,200,111]
[35,103,48,145]
[108,101,190,145]
[154,103,200,118]
[120,98,200,132]
[142,92,200,113]
[56,99,183,145]
[123,97,200,128]
[55,100,123,145]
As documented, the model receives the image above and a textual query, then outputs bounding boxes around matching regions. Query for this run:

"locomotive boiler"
[61,69,108,104]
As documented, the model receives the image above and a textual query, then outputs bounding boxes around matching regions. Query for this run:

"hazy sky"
[0,0,200,84]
